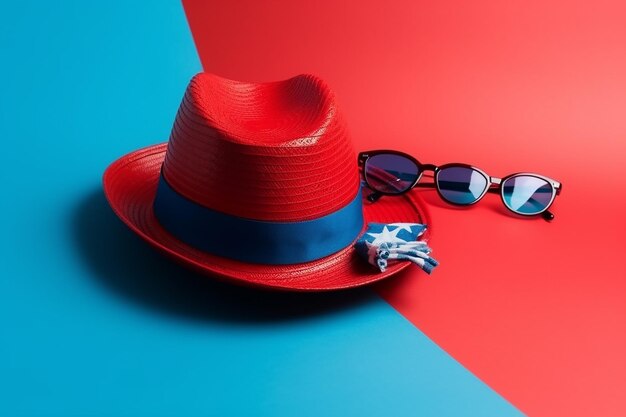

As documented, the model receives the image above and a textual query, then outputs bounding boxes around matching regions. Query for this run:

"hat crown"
[161,72,360,221]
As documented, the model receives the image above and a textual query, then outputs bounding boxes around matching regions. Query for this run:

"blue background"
[0,1,521,415]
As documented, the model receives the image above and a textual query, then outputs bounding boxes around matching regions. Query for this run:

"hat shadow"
[72,189,380,325]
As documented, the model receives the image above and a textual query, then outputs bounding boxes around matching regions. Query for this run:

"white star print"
[365,241,379,265]
[366,225,406,245]
[355,223,438,274]
[388,223,417,233]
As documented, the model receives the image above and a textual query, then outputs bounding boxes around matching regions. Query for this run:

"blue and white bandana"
[354,223,439,274]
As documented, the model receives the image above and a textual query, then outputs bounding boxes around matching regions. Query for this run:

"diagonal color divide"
[182,0,626,415]
[0,1,523,416]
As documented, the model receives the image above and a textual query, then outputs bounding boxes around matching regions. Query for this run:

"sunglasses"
[358,150,562,221]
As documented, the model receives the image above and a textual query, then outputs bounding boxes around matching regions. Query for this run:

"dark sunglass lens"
[502,175,553,215]
[437,166,488,205]
[365,154,420,194]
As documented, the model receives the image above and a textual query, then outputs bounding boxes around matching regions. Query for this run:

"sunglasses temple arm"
[367,182,436,202]
[370,181,557,220]
[367,191,383,202]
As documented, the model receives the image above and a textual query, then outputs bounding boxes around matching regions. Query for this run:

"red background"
[183,1,626,415]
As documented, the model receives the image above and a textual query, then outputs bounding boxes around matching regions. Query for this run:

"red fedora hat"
[103,72,431,291]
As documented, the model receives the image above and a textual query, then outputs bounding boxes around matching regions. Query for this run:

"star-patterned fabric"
[354,223,439,273]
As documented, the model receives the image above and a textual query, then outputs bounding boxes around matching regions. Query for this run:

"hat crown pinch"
[161,72,360,222]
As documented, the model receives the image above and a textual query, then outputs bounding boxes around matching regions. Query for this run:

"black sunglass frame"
[358,150,562,221]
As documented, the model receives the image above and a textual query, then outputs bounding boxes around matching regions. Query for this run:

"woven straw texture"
[103,73,431,291]
[103,144,431,291]
[162,72,359,221]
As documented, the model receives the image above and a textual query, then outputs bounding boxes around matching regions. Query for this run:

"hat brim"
[103,143,432,291]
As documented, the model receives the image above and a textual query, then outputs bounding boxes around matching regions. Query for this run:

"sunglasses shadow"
[413,189,543,220]
[71,189,381,325]
[412,189,467,210]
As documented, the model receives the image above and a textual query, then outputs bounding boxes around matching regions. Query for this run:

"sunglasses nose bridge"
[490,177,502,185]
[421,164,437,172]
